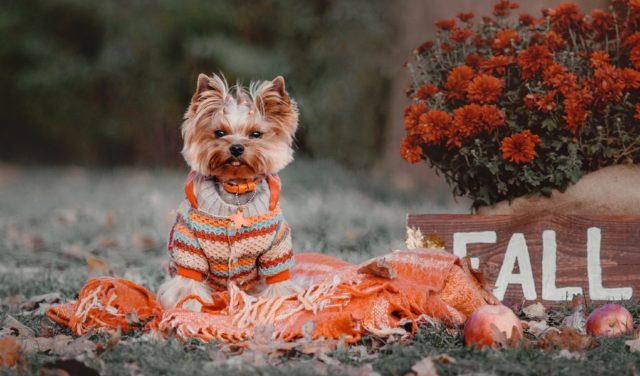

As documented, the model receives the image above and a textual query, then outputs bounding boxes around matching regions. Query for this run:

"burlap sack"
[477,164,640,215]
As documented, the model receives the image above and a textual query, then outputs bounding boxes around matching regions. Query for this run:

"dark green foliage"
[0,0,393,168]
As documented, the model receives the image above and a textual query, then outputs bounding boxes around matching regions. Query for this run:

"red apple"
[464,304,523,348]
[585,304,633,337]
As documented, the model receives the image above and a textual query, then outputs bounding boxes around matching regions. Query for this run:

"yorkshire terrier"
[157,73,299,311]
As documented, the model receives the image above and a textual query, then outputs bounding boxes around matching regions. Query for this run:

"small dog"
[158,73,299,311]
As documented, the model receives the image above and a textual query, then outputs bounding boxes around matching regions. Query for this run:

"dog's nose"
[229,144,245,157]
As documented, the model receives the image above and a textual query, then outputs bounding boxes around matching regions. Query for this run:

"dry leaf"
[526,320,551,338]
[424,233,446,249]
[405,227,425,249]
[411,357,439,376]
[538,327,598,351]
[85,255,110,275]
[358,257,397,279]
[20,334,95,356]
[20,292,60,311]
[522,302,546,320]
[490,323,526,349]
[1,316,35,338]
[430,354,456,364]
[0,336,24,368]
[626,338,640,353]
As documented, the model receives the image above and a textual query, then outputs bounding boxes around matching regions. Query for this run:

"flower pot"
[477,164,640,215]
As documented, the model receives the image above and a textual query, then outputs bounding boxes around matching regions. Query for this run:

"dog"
[157,73,299,311]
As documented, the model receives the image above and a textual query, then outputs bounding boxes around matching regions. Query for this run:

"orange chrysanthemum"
[415,84,438,101]
[448,104,505,147]
[457,12,474,22]
[563,87,592,133]
[590,9,613,37]
[519,14,536,26]
[451,28,474,43]
[400,135,423,163]
[444,65,475,102]
[500,130,541,164]
[403,103,427,131]
[518,45,553,80]
[621,68,640,89]
[546,3,585,34]
[480,55,515,76]
[416,109,453,144]
[542,63,577,95]
[467,74,504,103]
[480,104,506,131]
[544,31,565,51]
[493,29,520,51]
[465,53,483,68]
[592,63,625,104]
[630,45,640,69]
[493,0,519,17]
[435,19,456,31]
[414,40,434,55]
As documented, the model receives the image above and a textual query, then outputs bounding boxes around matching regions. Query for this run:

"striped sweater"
[167,173,293,291]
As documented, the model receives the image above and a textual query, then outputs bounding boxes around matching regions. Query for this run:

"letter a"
[493,233,537,301]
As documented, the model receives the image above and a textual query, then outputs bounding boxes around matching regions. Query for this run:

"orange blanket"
[47,249,497,342]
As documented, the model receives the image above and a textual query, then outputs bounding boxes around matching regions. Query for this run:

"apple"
[585,304,633,337]
[464,304,523,348]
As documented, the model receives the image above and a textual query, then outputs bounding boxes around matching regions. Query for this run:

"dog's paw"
[157,275,212,312]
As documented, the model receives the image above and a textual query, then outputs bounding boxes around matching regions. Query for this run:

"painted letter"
[493,233,537,301]
[453,231,497,269]
[587,227,632,300]
[542,230,583,300]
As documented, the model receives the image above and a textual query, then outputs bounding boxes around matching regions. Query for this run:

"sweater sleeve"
[257,218,294,284]
[168,200,209,281]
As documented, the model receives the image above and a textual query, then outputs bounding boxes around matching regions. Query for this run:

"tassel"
[260,280,302,299]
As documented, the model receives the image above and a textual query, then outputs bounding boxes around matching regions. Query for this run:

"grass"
[1,159,639,375]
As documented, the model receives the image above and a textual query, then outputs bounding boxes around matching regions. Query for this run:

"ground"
[0,160,639,375]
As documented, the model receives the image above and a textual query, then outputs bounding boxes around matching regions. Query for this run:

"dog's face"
[181,74,298,180]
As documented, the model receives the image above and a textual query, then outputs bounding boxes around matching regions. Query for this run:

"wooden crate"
[407,214,640,306]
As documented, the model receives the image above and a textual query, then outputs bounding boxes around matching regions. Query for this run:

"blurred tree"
[0,0,393,168]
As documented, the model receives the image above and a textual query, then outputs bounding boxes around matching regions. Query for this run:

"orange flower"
[563,87,592,133]
[630,45,640,69]
[465,53,483,68]
[404,103,427,130]
[444,65,475,102]
[518,45,553,80]
[480,104,506,131]
[400,135,423,163]
[536,91,558,113]
[435,19,456,30]
[624,32,640,48]
[448,104,505,147]
[542,63,577,95]
[467,74,504,103]
[414,40,434,55]
[500,130,541,164]
[415,84,438,101]
[621,68,640,89]
[457,12,474,22]
[546,3,585,34]
[481,55,515,76]
[493,0,519,17]
[590,9,613,36]
[544,31,565,51]
[416,109,452,144]
[519,14,536,26]
[451,28,474,43]
[592,63,625,104]
[493,29,520,51]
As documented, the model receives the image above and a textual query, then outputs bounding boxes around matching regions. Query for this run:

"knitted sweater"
[167,173,293,291]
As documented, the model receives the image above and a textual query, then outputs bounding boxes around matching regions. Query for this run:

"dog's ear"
[186,73,227,118]
[253,76,298,141]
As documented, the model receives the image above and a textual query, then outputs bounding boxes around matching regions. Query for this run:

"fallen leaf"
[538,327,598,351]
[424,233,446,249]
[20,334,95,356]
[523,302,547,320]
[86,255,110,275]
[430,354,456,364]
[20,292,60,311]
[411,356,439,376]
[626,338,640,353]
[40,359,99,376]
[553,349,586,360]
[0,336,24,368]
[405,227,424,249]
[526,320,551,338]
[1,316,35,338]
[561,294,587,333]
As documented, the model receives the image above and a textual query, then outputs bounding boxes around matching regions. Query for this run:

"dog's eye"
[214,130,226,138]
[249,131,262,139]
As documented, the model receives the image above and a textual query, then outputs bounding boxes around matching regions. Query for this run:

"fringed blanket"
[47,249,498,343]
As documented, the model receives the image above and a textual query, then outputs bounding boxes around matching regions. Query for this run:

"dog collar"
[221,178,262,194]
